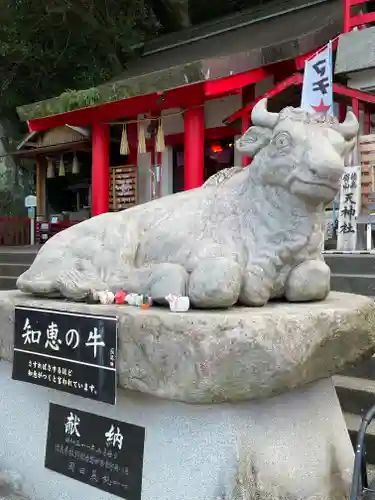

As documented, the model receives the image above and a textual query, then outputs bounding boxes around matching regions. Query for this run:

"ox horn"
[251,98,279,129]
[335,111,359,140]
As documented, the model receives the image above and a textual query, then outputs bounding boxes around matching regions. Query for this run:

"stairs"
[325,253,375,297]
[0,247,38,290]
[334,363,375,464]
[325,253,375,462]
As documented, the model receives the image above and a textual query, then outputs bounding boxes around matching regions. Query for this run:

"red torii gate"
[224,72,375,135]
[344,0,375,32]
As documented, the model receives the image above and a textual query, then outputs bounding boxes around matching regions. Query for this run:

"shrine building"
[13,0,375,228]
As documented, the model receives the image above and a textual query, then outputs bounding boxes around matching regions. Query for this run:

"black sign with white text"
[45,403,145,500]
[12,306,118,405]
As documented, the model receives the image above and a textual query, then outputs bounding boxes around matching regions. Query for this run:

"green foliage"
[56,88,101,113]
[0,0,160,118]
[0,0,268,120]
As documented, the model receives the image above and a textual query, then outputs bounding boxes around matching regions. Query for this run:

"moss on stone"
[16,62,204,122]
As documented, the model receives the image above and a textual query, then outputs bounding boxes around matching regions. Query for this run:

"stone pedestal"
[0,362,353,500]
[0,291,374,500]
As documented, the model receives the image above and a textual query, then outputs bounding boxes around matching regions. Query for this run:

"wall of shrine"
[134,93,250,203]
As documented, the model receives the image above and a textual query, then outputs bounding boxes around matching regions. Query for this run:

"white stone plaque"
[337,165,361,251]
[24,195,36,208]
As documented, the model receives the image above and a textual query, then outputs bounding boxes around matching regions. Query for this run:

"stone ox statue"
[17,99,359,308]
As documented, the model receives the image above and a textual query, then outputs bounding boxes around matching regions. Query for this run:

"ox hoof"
[188,258,242,308]
[149,263,188,305]
[285,260,330,302]
[239,266,272,307]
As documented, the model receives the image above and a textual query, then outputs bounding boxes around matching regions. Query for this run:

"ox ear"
[235,126,272,156]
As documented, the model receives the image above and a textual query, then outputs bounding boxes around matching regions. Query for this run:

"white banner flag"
[301,42,333,115]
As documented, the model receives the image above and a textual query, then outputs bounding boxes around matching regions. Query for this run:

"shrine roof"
[17,0,342,124]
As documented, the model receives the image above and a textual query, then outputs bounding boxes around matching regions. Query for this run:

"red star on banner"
[311,99,331,114]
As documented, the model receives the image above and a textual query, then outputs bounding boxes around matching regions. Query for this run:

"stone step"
[334,375,375,416]
[334,374,375,466]
[0,248,37,265]
[344,413,375,465]
[330,274,375,296]
[342,357,375,381]
[0,262,29,278]
[325,254,375,275]
[0,276,17,290]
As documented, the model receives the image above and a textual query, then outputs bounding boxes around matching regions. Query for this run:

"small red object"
[115,289,126,304]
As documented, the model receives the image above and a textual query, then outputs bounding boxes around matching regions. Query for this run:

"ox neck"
[232,168,326,255]
[243,167,324,217]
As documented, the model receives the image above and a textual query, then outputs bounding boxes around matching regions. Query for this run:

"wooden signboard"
[359,134,375,213]
[110,165,137,212]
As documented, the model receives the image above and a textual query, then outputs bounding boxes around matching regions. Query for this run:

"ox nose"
[306,149,344,183]
[310,162,344,183]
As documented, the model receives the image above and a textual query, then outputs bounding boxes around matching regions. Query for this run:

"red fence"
[36,219,82,244]
[344,0,375,32]
[0,218,83,246]
[0,217,31,246]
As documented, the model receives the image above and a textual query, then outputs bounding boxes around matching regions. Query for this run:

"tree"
[0,0,273,119]
[0,0,161,118]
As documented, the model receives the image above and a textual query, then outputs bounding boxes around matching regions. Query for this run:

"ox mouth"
[305,180,339,190]
[292,176,339,192]
[289,176,340,203]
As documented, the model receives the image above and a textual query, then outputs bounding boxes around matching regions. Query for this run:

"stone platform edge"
[0,290,374,404]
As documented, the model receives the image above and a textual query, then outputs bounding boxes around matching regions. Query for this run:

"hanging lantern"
[47,157,54,179]
[138,121,147,154]
[155,118,165,153]
[72,153,80,174]
[211,144,223,153]
[58,156,65,177]
[120,124,129,155]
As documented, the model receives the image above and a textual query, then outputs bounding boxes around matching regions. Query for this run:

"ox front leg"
[188,258,242,308]
[239,262,275,307]
[285,260,330,302]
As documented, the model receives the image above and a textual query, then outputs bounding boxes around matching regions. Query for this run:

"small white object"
[135,294,144,307]
[24,195,37,208]
[97,291,115,305]
[126,293,138,306]
[165,294,190,312]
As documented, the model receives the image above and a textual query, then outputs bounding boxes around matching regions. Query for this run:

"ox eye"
[274,132,292,150]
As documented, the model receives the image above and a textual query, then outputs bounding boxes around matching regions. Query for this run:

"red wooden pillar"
[343,0,351,33]
[184,107,204,190]
[352,98,359,119]
[91,123,109,216]
[338,103,347,123]
[364,106,371,135]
